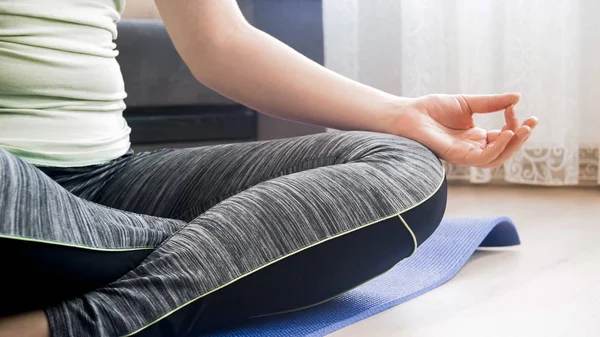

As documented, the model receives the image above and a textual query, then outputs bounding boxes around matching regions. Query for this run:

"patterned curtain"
[323,0,600,186]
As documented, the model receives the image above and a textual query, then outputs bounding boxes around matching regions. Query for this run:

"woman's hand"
[398,93,538,168]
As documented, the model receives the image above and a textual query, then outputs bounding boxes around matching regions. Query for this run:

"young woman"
[0,1,537,336]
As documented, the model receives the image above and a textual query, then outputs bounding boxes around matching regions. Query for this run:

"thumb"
[460,93,521,114]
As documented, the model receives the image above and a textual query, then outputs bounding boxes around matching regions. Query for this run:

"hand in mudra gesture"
[401,93,538,168]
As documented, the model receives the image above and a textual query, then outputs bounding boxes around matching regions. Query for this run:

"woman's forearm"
[155,0,413,135]
[191,26,408,133]
[171,28,410,135]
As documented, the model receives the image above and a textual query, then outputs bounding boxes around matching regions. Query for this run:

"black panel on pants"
[0,239,152,317]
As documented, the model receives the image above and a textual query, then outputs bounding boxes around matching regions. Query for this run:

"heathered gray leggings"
[0,131,446,337]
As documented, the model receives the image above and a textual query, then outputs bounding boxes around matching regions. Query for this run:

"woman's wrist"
[380,97,422,138]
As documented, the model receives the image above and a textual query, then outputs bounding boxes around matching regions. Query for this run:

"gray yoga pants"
[0,131,447,337]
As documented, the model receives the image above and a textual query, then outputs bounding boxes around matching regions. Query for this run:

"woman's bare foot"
[0,311,50,337]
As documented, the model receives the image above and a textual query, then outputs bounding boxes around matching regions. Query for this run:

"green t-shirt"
[0,0,131,167]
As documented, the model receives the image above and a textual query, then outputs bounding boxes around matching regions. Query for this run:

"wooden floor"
[332,184,600,337]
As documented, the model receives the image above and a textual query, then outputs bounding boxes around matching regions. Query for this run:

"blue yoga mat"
[208,216,520,337]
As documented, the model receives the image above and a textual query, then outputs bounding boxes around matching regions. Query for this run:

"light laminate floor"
[332,185,600,337]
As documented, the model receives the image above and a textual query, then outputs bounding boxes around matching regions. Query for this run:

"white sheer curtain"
[323,0,600,186]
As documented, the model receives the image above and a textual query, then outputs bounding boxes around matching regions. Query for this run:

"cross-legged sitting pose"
[0,1,537,336]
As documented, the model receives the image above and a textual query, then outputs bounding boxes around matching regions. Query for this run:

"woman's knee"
[331,131,440,164]
[334,131,448,245]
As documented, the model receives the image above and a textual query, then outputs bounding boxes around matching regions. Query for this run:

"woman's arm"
[154,0,538,168]
[154,0,407,135]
